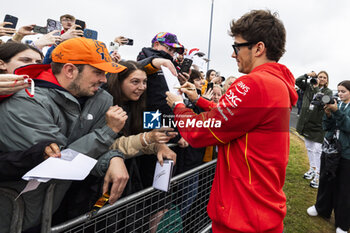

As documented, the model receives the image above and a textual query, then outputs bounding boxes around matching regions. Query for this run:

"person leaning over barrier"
[0,37,129,232]
[0,42,61,182]
[166,10,298,233]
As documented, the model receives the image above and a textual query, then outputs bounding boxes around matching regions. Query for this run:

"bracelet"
[142,132,149,146]
[145,132,152,144]
[172,101,184,110]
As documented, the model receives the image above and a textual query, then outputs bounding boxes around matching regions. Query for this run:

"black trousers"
[315,155,350,231]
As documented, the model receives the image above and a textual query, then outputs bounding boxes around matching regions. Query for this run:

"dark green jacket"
[295,75,332,143]
[323,102,350,160]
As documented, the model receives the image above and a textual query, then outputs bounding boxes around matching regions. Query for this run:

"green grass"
[283,133,336,233]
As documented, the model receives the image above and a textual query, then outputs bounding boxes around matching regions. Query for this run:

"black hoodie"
[137,47,179,115]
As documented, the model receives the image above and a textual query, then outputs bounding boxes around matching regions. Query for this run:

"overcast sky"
[1,0,349,90]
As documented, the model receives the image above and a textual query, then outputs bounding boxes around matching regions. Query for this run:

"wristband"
[192,95,200,105]
[142,132,149,146]
[172,101,184,110]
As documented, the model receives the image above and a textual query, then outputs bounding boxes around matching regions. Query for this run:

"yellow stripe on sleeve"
[244,133,252,184]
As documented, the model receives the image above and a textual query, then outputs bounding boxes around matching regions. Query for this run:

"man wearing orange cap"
[0,37,129,232]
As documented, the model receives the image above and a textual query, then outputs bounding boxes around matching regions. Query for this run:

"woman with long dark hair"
[107,60,177,163]
[0,42,43,99]
[0,42,59,180]
[307,80,350,233]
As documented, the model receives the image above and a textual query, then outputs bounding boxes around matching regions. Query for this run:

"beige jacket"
[110,133,157,158]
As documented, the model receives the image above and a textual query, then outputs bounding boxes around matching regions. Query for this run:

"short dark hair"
[229,10,286,62]
[189,69,202,84]
[60,14,76,22]
[51,62,85,75]
[338,80,350,92]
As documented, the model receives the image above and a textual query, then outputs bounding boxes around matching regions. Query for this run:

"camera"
[306,75,318,85]
[311,93,336,106]
[304,72,318,85]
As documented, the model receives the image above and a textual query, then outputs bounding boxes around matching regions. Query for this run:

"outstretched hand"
[156,144,176,166]
[0,74,30,95]
[102,157,129,204]
[148,127,178,144]
[151,58,177,76]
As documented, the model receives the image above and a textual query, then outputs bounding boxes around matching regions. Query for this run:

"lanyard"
[339,102,349,111]
[24,78,35,97]
[336,102,349,139]
[12,77,35,97]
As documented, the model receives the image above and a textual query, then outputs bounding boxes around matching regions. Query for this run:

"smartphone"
[84,29,98,40]
[125,38,133,46]
[180,58,193,74]
[47,19,61,35]
[75,19,86,31]
[33,25,48,34]
[207,82,214,91]
[109,42,119,52]
[3,14,18,31]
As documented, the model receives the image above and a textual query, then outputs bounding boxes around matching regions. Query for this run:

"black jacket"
[0,141,51,181]
[295,75,332,143]
[137,47,179,115]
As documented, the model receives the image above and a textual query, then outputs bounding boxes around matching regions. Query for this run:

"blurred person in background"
[212,85,223,104]
[296,70,332,188]
[223,75,237,92]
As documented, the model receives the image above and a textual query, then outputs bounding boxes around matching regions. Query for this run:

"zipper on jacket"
[80,115,84,128]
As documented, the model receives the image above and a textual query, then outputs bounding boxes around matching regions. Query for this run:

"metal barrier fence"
[50,159,217,233]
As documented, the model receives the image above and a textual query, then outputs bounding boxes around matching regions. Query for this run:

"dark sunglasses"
[232,41,257,55]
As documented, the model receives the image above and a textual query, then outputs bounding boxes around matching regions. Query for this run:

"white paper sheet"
[161,65,182,96]
[23,149,97,181]
[16,179,41,200]
[152,160,174,192]
[19,149,97,197]
[192,56,207,71]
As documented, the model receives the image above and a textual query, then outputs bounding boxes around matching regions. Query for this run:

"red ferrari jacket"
[173,63,298,233]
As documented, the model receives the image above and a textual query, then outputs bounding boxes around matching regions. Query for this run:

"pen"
[173,87,196,91]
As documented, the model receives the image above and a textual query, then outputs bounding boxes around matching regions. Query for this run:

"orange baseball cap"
[52,37,126,73]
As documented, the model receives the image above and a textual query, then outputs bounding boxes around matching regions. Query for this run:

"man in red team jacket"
[166,10,298,233]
